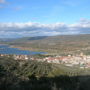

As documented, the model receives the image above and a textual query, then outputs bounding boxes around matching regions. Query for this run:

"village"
[0,52,90,68]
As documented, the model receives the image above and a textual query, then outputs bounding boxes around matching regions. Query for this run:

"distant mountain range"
[2,34,88,55]
[0,34,90,42]
[12,34,90,42]
[0,38,18,42]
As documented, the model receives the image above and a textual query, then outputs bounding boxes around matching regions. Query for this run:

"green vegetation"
[19,60,53,77]
[0,57,90,90]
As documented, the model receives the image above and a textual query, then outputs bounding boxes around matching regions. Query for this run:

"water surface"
[0,45,46,55]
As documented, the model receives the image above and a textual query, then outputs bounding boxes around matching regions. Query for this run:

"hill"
[5,34,90,55]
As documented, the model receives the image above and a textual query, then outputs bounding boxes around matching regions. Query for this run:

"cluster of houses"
[0,54,30,60]
[1,52,90,68]
[41,53,90,68]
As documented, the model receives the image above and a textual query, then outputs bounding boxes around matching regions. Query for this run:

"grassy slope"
[5,34,90,55]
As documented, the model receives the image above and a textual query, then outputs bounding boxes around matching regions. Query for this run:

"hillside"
[6,34,90,55]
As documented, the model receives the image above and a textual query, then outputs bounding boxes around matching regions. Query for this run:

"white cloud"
[0,0,6,4]
[0,19,90,38]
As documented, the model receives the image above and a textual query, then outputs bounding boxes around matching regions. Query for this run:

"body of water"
[0,45,46,55]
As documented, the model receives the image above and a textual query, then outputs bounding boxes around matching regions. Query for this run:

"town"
[1,52,90,68]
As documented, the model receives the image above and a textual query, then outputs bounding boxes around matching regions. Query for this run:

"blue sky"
[0,0,90,23]
[0,0,90,38]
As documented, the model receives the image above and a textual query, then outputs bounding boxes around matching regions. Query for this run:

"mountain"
[11,34,90,44]
[13,36,48,41]
[0,38,18,42]
[8,34,90,55]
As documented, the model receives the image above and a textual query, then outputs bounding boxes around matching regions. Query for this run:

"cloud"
[0,19,90,38]
[0,0,6,4]
[0,0,22,11]
[0,0,9,10]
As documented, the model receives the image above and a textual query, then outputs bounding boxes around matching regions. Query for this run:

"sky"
[0,0,90,38]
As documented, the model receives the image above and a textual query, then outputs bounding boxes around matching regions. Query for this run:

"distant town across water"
[0,45,46,55]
